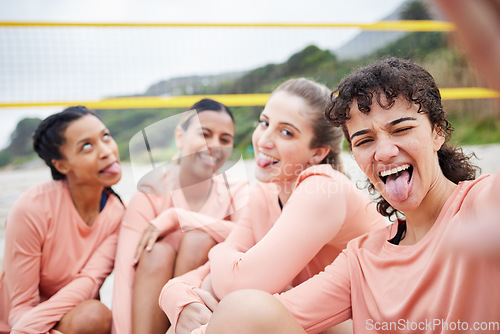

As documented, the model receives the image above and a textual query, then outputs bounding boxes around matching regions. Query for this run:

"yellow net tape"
[0,89,497,110]
[0,20,455,31]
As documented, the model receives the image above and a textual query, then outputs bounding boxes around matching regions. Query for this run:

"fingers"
[176,302,213,334]
[435,0,500,93]
[133,225,160,265]
[194,288,219,312]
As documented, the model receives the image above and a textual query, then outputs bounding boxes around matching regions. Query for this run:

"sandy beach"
[1,144,499,307]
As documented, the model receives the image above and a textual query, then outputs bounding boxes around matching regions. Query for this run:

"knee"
[181,230,216,257]
[209,290,281,331]
[67,300,112,334]
[138,240,176,274]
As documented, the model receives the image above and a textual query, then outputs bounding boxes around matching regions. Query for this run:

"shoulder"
[459,173,492,194]
[345,221,394,253]
[15,180,66,206]
[213,173,249,192]
[136,165,170,195]
[6,181,66,232]
[295,164,350,187]
[293,165,357,199]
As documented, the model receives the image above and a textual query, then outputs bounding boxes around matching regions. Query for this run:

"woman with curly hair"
[205,58,500,334]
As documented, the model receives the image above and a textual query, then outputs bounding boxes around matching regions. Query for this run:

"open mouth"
[256,152,280,168]
[198,151,219,166]
[379,163,413,184]
[99,162,121,176]
[379,163,413,202]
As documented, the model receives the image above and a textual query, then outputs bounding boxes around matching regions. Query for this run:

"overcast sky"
[0,0,408,149]
[0,0,407,23]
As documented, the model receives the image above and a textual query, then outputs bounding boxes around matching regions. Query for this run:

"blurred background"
[1,0,500,307]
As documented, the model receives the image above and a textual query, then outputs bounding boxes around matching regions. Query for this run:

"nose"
[98,140,113,159]
[374,137,399,162]
[255,127,274,150]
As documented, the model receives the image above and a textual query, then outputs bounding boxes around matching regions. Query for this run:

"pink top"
[276,172,500,334]
[160,164,387,331]
[0,181,125,334]
[111,166,249,334]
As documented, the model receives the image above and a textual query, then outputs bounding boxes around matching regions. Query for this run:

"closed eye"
[353,138,372,147]
[393,127,412,135]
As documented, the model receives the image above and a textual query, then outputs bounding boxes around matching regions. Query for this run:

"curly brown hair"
[325,57,478,219]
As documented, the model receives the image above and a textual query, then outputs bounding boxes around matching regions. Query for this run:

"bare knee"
[175,230,216,276]
[207,289,304,334]
[137,239,176,275]
[180,230,216,260]
[56,300,111,334]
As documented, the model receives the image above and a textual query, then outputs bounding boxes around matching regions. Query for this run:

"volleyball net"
[1,20,498,110]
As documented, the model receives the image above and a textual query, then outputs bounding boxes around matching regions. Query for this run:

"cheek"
[187,135,208,152]
[352,150,372,175]
[251,129,260,148]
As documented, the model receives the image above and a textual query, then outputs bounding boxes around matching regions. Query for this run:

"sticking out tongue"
[256,157,273,168]
[100,162,121,176]
[385,170,410,202]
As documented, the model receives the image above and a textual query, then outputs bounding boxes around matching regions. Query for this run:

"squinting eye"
[259,120,269,128]
[103,133,111,141]
[281,129,293,137]
[353,139,371,147]
[394,127,411,134]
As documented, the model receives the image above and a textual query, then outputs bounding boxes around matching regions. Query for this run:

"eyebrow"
[388,117,417,127]
[350,117,417,141]
[260,113,301,133]
[75,128,108,146]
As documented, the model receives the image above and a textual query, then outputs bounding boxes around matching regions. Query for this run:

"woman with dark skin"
[0,106,124,334]
[111,99,249,334]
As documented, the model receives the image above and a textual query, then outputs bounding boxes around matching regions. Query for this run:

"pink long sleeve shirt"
[0,181,125,334]
[111,167,249,334]
[160,164,387,331]
[276,172,500,334]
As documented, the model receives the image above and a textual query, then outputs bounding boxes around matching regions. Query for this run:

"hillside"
[2,19,500,166]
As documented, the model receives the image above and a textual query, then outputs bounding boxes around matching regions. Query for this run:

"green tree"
[400,0,432,20]
[6,117,41,155]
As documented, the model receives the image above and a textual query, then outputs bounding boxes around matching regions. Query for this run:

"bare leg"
[320,320,353,334]
[132,239,175,334]
[174,230,216,277]
[54,299,111,334]
[206,289,306,334]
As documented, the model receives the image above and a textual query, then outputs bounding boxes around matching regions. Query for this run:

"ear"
[308,147,330,166]
[174,125,184,150]
[432,125,446,152]
[51,159,69,175]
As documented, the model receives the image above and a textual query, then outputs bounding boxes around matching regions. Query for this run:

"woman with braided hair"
[0,106,125,334]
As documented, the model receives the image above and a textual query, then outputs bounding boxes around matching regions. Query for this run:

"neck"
[276,178,297,207]
[401,174,456,245]
[66,179,104,227]
[178,168,213,211]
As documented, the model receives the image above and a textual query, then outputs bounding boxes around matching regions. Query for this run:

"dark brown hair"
[326,58,478,219]
[33,105,123,203]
